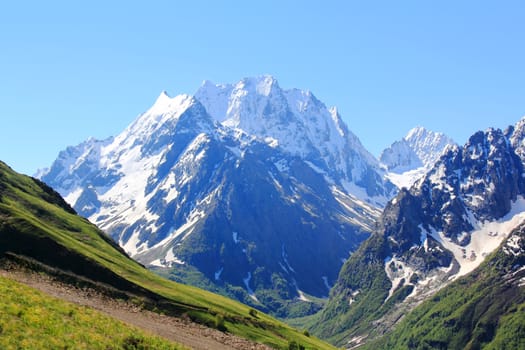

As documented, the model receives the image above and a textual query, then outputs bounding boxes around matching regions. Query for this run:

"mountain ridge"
[308,119,525,347]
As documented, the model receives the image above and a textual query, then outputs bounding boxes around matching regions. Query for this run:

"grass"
[0,161,335,350]
[0,275,185,350]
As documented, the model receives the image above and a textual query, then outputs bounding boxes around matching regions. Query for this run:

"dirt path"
[0,269,273,350]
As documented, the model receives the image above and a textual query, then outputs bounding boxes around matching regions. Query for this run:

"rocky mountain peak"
[405,126,456,168]
[507,115,525,163]
[196,76,393,205]
[380,139,422,172]
[382,126,456,190]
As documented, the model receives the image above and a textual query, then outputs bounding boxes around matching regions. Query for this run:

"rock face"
[312,120,525,347]
[39,76,391,316]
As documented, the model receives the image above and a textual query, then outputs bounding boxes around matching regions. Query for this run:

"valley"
[2,76,524,349]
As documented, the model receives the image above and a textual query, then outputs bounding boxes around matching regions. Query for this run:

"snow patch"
[384,256,415,300]
[348,289,360,305]
[64,188,84,207]
[243,272,258,302]
[297,290,311,302]
[164,248,185,265]
[281,244,296,273]
[321,276,331,291]
[91,145,163,246]
[347,335,367,348]
[148,259,164,267]
[159,172,179,203]
[331,186,381,232]
[148,248,185,267]
[419,226,429,251]
[121,230,146,256]
[341,180,388,208]
[144,208,204,255]
[268,171,283,191]
[225,145,242,158]
[386,167,428,189]
[214,267,224,281]
[426,196,525,277]
[264,136,279,148]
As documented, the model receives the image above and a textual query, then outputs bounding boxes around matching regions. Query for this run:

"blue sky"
[2,1,525,175]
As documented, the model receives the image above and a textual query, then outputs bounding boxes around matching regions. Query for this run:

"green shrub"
[288,340,305,350]
[215,314,227,332]
[122,335,147,350]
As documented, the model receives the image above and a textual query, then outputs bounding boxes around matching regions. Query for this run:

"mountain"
[0,160,334,350]
[39,76,387,317]
[380,138,423,172]
[404,126,456,168]
[381,127,455,189]
[309,119,525,347]
[195,76,395,205]
[363,221,525,349]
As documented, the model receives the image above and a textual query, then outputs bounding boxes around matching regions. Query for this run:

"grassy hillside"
[0,275,185,349]
[361,223,525,350]
[0,161,334,350]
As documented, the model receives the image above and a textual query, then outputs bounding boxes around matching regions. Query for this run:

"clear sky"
[2,1,525,175]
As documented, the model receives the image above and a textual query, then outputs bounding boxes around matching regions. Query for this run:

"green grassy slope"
[0,161,334,350]
[361,223,525,350]
[0,275,186,349]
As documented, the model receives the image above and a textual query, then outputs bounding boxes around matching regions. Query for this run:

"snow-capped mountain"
[380,139,422,172]
[381,127,455,189]
[39,77,387,316]
[196,76,395,206]
[312,118,525,346]
[405,126,455,168]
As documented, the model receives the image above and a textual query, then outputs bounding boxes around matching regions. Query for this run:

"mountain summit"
[39,77,391,316]
[381,126,455,188]
[196,76,395,205]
